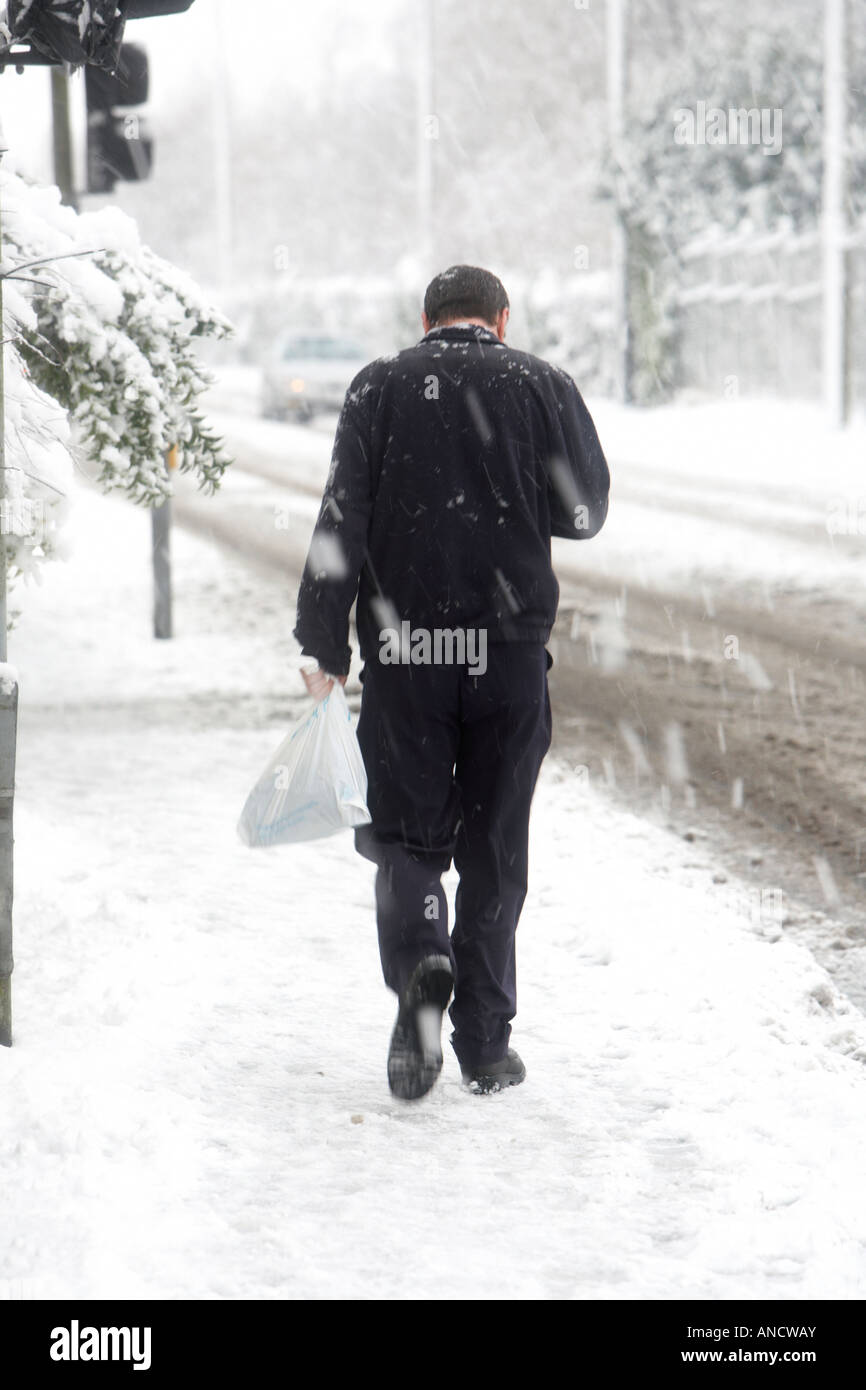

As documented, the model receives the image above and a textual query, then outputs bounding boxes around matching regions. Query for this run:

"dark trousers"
[354,643,552,1069]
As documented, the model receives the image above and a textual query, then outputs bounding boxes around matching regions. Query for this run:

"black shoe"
[387,955,454,1101]
[461,1048,526,1095]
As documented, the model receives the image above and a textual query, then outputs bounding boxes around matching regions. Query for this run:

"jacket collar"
[421,323,501,345]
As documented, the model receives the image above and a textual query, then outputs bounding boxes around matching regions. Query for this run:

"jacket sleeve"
[293,384,374,677]
[544,373,610,540]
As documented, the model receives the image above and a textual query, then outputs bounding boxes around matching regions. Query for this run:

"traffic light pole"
[0,122,18,1046]
[152,448,175,639]
[51,66,78,210]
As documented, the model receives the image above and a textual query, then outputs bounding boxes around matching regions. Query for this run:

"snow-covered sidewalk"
[3,483,866,1301]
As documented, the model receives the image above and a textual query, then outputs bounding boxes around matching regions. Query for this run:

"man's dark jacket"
[294,323,610,677]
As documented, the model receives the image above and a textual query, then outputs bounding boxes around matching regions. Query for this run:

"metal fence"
[673,225,866,412]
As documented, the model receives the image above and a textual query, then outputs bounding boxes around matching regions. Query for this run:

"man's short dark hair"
[423,265,509,328]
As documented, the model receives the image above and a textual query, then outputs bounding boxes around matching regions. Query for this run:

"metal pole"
[51,66,78,211]
[0,674,16,1047]
[822,0,848,426]
[607,0,630,403]
[212,0,233,290]
[416,0,435,280]
[152,448,175,639]
[0,119,6,662]
[0,118,17,1046]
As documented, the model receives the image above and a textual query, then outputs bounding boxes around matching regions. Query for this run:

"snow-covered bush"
[1,167,232,587]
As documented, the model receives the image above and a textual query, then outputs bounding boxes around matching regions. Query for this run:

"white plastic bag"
[237,684,371,847]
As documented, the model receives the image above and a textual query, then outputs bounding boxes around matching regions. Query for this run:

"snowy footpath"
[3,482,866,1302]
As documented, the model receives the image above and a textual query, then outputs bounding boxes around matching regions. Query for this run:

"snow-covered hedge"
[1,167,232,584]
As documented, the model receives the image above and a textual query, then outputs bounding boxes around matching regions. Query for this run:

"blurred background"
[4,0,863,413]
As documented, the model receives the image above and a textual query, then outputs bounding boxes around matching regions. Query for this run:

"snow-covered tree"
[1,167,232,592]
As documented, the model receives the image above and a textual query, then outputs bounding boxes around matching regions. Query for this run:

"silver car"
[261,333,368,422]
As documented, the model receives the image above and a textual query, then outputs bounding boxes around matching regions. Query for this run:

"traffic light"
[86,42,152,193]
[1,0,125,68]
[0,2,195,71]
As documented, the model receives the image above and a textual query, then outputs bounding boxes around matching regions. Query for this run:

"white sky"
[0,0,405,185]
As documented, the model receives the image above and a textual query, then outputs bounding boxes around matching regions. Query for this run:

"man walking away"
[294,265,609,1100]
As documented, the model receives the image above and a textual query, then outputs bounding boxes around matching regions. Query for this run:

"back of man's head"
[423,265,509,329]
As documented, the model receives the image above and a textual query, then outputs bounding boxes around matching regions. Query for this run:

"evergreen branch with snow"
[1,167,234,592]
